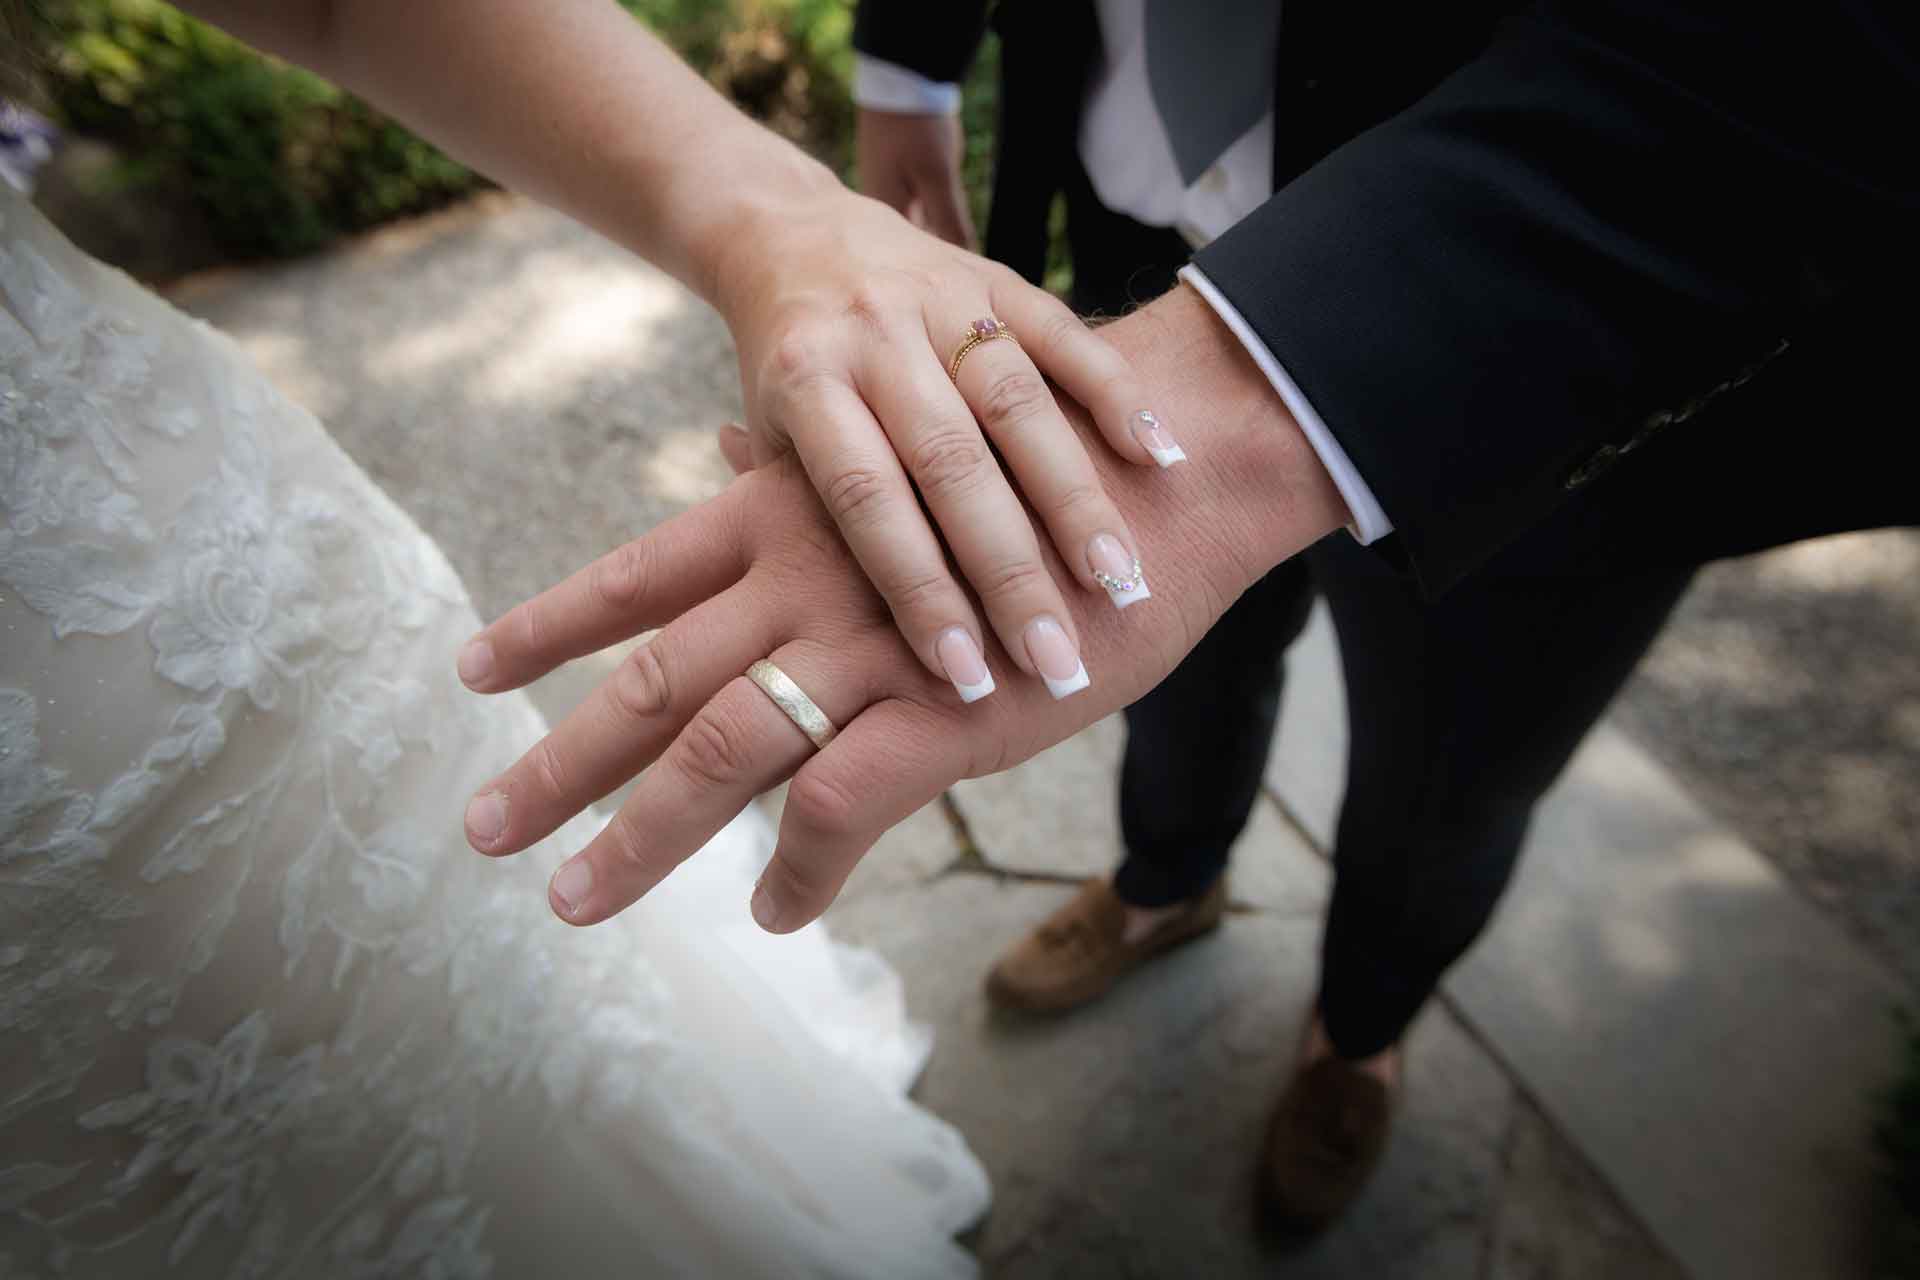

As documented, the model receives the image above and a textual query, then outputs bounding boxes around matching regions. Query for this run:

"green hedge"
[1879,1013,1920,1276]
[35,0,886,260]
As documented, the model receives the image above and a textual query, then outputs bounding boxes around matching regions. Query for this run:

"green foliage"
[41,0,478,257]
[34,0,1038,276]
[1878,1012,1920,1277]
[35,0,871,261]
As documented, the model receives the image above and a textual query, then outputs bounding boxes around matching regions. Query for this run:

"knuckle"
[767,329,823,383]
[786,769,862,839]
[512,600,547,660]
[1048,479,1105,520]
[603,809,656,874]
[1036,302,1089,352]
[589,541,649,616]
[674,703,756,791]
[882,568,954,616]
[820,465,894,532]
[842,284,891,334]
[610,641,673,720]
[529,736,572,804]
[908,427,994,501]
[976,556,1050,604]
[976,368,1052,433]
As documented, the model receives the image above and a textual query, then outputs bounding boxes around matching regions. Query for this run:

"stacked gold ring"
[948,316,1018,382]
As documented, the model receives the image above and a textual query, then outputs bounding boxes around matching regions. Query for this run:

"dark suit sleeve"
[1191,0,1918,595]
[853,0,992,85]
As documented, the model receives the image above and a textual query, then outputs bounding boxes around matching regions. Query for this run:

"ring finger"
[464,584,776,858]
[944,309,1153,616]
[858,332,1091,700]
[544,639,873,926]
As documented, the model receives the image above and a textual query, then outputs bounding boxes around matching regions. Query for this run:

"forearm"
[185,0,836,303]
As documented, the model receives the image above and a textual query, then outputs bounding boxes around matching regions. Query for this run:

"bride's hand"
[707,182,1190,705]
[457,289,1346,931]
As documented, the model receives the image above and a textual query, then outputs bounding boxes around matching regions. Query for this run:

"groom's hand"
[855,107,976,249]
[457,286,1349,933]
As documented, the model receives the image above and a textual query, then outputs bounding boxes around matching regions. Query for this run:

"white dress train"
[0,185,987,1279]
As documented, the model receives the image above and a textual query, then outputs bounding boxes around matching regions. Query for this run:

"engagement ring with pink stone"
[947,316,1018,382]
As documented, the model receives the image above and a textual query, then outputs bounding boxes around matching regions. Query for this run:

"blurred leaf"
[30,0,1054,274]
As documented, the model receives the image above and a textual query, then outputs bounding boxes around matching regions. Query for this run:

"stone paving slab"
[1489,1099,1687,1280]
[954,715,1329,916]
[826,874,1516,1280]
[1271,598,1906,1280]
[1449,725,1903,1280]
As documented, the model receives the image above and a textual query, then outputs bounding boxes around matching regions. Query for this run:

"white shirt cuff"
[1176,264,1395,544]
[853,53,963,116]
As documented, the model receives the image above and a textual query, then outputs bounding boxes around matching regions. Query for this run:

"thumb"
[716,422,756,475]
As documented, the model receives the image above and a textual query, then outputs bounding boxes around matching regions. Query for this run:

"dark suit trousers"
[1060,182,1911,1061]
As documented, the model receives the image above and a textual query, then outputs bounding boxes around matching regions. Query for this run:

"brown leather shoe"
[984,877,1227,1013]
[1259,1050,1399,1233]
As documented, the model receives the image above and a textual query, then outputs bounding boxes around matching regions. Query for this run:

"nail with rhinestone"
[1130,410,1186,467]
[1088,533,1151,609]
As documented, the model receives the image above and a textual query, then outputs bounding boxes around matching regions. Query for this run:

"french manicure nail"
[457,637,494,687]
[936,627,996,703]
[751,878,783,932]
[1131,410,1186,467]
[551,858,593,918]
[465,791,508,846]
[1088,533,1151,609]
[1024,615,1090,700]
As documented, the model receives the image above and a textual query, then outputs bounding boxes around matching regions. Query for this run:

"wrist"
[671,128,842,310]
[1100,285,1348,592]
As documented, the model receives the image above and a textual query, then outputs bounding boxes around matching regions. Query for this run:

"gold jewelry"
[746,660,837,750]
[948,316,1018,382]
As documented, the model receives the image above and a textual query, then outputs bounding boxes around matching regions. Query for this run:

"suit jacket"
[854,0,1918,594]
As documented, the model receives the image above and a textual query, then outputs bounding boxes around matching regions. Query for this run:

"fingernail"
[551,858,593,918]
[1023,615,1090,700]
[457,637,494,687]
[936,627,996,703]
[465,791,508,846]
[1088,533,1151,609]
[1131,410,1186,467]
[751,878,783,932]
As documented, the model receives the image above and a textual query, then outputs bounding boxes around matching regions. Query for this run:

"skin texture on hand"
[855,107,977,249]
[458,284,1349,934]
[704,179,1205,706]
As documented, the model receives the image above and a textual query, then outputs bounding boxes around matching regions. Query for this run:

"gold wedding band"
[948,316,1018,382]
[746,660,838,750]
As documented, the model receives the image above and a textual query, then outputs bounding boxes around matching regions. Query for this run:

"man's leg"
[1259,530,1695,1229]
[1309,536,1696,1058]
[1112,557,1314,906]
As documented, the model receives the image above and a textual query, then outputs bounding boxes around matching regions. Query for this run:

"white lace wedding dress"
[0,185,987,1278]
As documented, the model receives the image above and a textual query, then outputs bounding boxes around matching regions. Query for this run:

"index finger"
[457,495,750,694]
